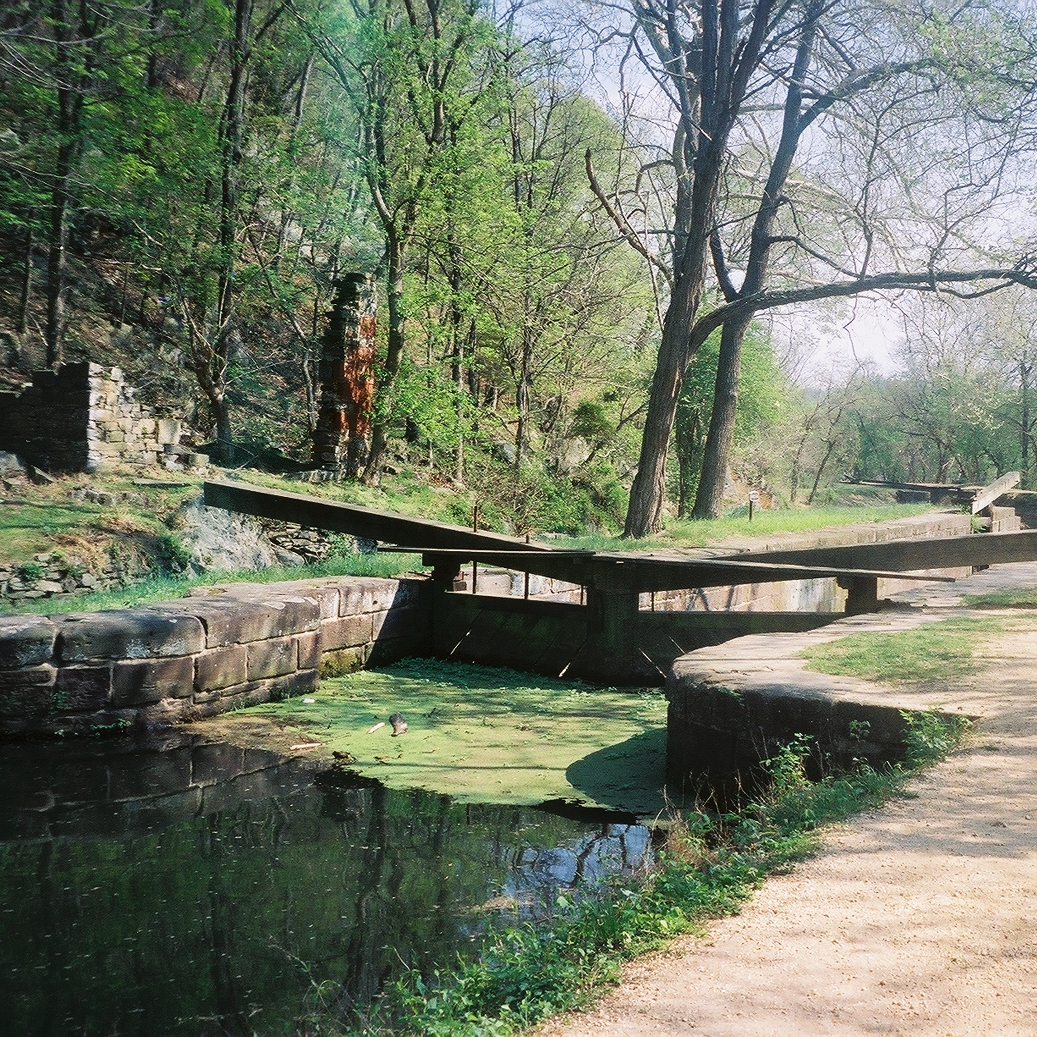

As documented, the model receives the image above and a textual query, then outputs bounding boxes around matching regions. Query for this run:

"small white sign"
[748,490,761,503]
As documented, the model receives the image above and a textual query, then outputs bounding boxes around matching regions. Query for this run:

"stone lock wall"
[0,361,182,473]
[0,575,431,737]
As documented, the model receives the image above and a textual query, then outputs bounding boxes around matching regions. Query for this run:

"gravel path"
[538,564,1037,1037]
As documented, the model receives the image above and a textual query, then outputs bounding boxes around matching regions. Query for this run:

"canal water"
[0,734,653,1036]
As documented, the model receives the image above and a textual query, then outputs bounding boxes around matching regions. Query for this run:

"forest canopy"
[3,0,1037,534]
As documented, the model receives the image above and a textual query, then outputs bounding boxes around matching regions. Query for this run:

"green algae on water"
[242,659,670,816]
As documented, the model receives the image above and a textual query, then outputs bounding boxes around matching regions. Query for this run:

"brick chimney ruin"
[313,273,377,478]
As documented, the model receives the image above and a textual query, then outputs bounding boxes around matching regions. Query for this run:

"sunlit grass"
[801,615,1009,684]
[963,589,1037,608]
[557,503,935,552]
[0,552,426,615]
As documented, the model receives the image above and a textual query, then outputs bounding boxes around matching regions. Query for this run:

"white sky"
[769,297,905,383]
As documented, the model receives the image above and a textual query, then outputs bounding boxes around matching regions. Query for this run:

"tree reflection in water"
[0,739,652,1037]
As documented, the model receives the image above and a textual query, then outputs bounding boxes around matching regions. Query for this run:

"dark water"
[0,735,652,1037]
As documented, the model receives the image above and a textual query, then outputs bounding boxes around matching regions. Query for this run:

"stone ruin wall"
[0,575,431,737]
[0,361,183,473]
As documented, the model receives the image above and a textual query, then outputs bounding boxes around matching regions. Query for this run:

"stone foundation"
[0,361,182,473]
[0,575,431,737]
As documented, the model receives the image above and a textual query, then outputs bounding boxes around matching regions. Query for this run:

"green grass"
[963,589,1037,608]
[0,551,426,615]
[800,615,1010,684]
[221,468,498,533]
[329,715,965,1037]
[557,503,935,552]
[0,497,189,564]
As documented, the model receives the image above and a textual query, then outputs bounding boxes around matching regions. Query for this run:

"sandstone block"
[57,609,205,662]
[112,655,195,706]
[297,630,321,670]
[194,644,248,693]
[185,597,321,648]
[157,418,181,445]
[322,613,373,650]
[0,664,57,718]
[319,647,366,677]
[0,615,58,669]
[247,636,298,680]
[371,606,427,641]
[53,665,111,712]
[270,580,340,619]
[265,669,316,700]
[339,579,403,616]
[368,635,428,667]
[193,681,273,715]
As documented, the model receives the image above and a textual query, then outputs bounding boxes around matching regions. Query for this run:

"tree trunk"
[807,442,835,504]
[692,313,749,518]
[690,5,820,519]
[1020,360,1031,487]
[514,328,533,472]
[18,227,33,337]
[362,242,406,483]
[623,249,711,537]
[44,0,84,368]
[213,393,234,466]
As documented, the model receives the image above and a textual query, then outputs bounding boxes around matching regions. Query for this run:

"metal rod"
[472,504,479,593]
[524,532,531,599]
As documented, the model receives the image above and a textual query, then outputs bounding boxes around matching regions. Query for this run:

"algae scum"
[0,661,667,1036]
[235,658,671,817]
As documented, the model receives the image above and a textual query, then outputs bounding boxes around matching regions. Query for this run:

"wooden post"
[839,575,879,615]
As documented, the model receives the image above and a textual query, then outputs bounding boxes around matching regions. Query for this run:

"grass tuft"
[0,552,426,615]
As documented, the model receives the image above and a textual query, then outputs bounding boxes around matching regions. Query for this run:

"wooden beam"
[737,528,1037,571]
[207,478,999,594]
[579,554,956,594]
[423,550,956,593]
[204,479,555,554]
[970,472,1020,515]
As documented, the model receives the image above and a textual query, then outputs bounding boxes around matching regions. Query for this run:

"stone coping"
[665,561,1037,795]
[0,575,432,737]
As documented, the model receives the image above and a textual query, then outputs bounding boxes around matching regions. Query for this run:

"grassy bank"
[1,462,936,614]
[801,615,1007,684]
[314,714,964,1037]
[0,550,425,616]
[801,612,1037,686]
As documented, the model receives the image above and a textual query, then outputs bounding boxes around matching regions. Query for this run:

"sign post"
[748,489,760,521]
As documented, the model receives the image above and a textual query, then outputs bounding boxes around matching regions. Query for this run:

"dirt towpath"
[538,563,1037,1037]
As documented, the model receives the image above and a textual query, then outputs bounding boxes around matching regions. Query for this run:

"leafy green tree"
[311,0,501,482]
[0,1,164,366]
[850,299,1014,485]
[786,368,863,504]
